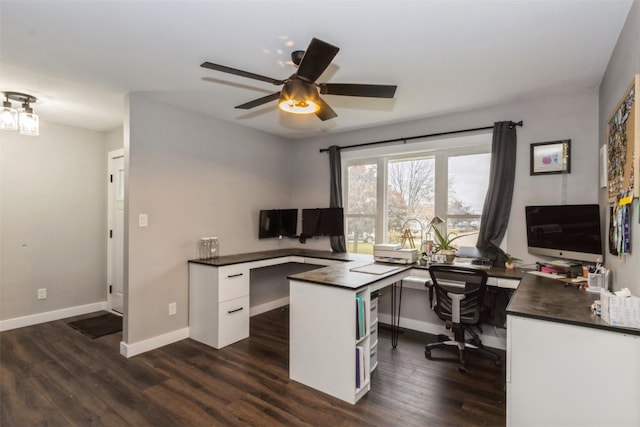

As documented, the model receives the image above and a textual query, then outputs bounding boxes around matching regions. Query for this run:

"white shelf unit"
[289,280,371,404]
[370,292,379,372]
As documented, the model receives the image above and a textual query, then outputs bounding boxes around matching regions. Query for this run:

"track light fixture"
[1,92,39,136]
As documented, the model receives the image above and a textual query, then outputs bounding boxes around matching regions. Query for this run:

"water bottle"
[210,237,219,259]
[198,237,211,260]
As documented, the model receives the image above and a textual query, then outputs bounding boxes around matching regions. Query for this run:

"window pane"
[346,163,377,254]
[347,164,377,214]
[446,218,481,248]
[346,215,376,254]
[387,158,435,245]
[448,153,489,215]
[447,153,490,246]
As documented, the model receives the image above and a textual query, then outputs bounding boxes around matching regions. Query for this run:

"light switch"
[139,213,148,227]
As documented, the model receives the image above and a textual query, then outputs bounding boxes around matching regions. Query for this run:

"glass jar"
[210,237,219,259]
[198,237,211,260]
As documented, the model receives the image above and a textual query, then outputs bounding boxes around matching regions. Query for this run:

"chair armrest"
[447,292,466,323]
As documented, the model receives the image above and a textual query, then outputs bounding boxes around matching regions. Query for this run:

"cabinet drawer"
[217,265,250,301]
[218,296,250,348]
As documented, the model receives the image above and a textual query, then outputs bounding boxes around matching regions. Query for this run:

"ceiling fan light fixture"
[278,79,320,115]
[279,98,319,115]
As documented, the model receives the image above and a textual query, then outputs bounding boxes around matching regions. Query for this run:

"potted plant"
[504,253,521,269]
[432,226,464,264]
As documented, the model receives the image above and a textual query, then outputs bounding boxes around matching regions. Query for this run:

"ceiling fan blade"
[296,38,340,83]
[315,97,338,121]
[319,83,397,98]
[201,62,284,85]
[235,92,281,109]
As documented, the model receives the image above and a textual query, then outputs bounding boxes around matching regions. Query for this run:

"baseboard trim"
[120,327,189,358]
[250,296,289,317]
[0,301,108,332]
[378,313,506,350]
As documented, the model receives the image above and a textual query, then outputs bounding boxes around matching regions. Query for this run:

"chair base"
[425,331,502,373]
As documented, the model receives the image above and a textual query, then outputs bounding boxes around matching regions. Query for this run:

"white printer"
[373,243,419,264]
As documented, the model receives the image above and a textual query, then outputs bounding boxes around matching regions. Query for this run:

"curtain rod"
[319,120,523,153]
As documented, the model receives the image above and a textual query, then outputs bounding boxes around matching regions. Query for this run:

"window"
[343,135,491,254]
[446,152,490,248]
[345,162,378,254]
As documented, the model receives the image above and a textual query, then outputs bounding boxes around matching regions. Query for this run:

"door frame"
[107,148,124,312]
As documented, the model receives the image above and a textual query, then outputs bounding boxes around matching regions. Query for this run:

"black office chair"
[425,265,502,372]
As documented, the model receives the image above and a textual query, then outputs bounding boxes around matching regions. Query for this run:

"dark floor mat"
[68,313,122,338]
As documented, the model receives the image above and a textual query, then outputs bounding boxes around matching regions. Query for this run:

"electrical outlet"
[169,302,176,316]
[37,288,47,300]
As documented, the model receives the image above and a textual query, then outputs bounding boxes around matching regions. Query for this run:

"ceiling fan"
[201,38,397,121]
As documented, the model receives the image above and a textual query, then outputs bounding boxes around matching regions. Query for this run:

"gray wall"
[292,89,600,266]
[125,93,296,343]
[6,4,637,343]
[599,0,640,295]
[291,88,602,328]
[1,121,107,320]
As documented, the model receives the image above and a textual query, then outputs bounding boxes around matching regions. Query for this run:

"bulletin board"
[607,74,639,203]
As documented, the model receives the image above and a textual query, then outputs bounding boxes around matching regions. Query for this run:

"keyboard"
[526,271,567,279]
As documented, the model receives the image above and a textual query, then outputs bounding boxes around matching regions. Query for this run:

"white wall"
[1,121,107,321]
[599,0,640,295]
[105,126,124,152]
[125,93,296,344]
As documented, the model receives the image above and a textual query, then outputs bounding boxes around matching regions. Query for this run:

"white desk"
[189,251,522,404]
[188,251,350,349]
[288,261,521,404]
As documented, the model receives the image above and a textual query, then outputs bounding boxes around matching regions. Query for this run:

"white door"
[108,150,125,313]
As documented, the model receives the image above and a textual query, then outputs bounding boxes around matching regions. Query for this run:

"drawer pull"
[227,273,244,278]
[227,307,244,314]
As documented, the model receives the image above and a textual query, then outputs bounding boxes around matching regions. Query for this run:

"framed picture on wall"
[530,140,571,175]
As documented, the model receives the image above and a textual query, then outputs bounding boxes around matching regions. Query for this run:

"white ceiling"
[0,0,633,139]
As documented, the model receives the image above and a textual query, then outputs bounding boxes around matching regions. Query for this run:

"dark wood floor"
[1,308,506,426]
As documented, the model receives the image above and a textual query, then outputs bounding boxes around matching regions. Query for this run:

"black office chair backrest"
[428,265,488,324]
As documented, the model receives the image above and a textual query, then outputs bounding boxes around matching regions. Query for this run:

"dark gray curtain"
[476,121,518,264]
[328,145,347,252]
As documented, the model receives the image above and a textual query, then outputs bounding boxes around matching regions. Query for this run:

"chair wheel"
[437,334,448,342]
[425,349,432,359]
[458,365,467,373]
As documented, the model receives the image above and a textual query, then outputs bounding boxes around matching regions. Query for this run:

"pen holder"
[587,273,606,292]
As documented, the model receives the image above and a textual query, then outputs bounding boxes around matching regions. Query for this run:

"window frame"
[342,133,491,249]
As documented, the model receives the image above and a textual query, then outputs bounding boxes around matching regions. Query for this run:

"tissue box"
[600,290,640,329]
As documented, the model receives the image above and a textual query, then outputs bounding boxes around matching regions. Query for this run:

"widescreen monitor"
[525,204,603,263]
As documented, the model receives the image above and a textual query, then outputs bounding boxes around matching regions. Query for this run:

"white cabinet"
[189,263,250,349]
[507,315,640,427]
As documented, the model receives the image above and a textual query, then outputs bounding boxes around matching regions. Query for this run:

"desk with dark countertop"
[507,271,640,336]
[505,272,640,427]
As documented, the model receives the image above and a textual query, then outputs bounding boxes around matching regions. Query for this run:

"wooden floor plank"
[1,308,506,426]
